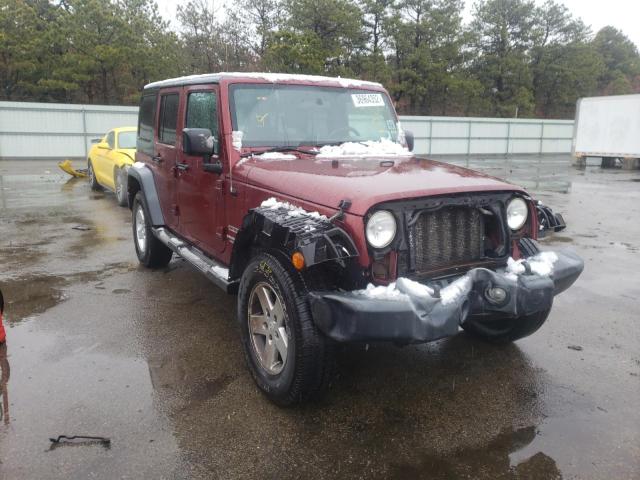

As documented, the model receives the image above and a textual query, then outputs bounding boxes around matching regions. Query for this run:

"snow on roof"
[145,72,382,90]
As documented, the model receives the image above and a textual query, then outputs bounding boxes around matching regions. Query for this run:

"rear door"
[152,89,182,228]
[175,84,226,255]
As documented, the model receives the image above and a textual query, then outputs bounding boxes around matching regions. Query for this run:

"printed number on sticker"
[351,93,385,108]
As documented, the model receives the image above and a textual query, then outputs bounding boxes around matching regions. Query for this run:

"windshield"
[118,131,136,149]
[229,84,400,148]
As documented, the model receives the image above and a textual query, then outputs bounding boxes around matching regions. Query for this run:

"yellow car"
[87,126,137,206]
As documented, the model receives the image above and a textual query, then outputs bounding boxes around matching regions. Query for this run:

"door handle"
[175,162,190,172]
[152,155,163,163]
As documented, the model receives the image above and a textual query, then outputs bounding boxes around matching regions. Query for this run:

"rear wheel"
[88,160,101,191]
[238,253,334,406]
[114,167,128,207]
[132,192,172,268]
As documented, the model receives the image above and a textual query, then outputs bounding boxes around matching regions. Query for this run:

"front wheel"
[462,308,551,344]
[132,192,172,268]
[238,253,334,406]
[88,160,101,191]
[114,167,128,207]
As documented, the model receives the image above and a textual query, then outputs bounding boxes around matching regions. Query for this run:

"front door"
[152,90,181,228]
[175,85,226,255]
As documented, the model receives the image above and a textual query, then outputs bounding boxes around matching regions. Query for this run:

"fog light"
[485,286,508,305]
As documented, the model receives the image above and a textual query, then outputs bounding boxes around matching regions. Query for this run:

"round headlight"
[366,210,397,248]
[507,197,528,230]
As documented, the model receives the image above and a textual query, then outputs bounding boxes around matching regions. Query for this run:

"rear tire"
[115,167,128,207]
[88,160,101,191]
[132,192,172,268]
[238,253,334,406]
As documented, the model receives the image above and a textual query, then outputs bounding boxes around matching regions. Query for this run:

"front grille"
[413,206,484,272]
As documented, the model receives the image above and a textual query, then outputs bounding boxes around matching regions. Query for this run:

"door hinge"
[172,204,180,216]
[216,226,225,240]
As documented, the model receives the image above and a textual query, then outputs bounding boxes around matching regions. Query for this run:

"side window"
[159,93,179,145]
[186,91,219,152]
[138,93,157,155]
[106,131,115,149]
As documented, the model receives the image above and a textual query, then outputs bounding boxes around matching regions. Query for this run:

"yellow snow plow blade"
[58,159,88,178]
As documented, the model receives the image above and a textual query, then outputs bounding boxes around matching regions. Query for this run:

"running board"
[153,227,236,293]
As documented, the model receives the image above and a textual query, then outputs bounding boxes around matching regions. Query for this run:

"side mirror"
[97,142,109,150]
[405,130,414,152]
[91,138,101,144]
[183,128,215,156]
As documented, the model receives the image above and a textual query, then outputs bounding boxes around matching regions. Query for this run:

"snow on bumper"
[309,249,584,343]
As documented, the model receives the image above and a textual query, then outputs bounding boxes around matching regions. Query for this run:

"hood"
[241,155,524,216]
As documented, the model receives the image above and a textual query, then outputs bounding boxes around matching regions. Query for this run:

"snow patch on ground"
[317,138,411,158]
[260,197,328,221]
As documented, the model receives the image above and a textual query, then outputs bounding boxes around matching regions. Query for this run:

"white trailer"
[573,94,640,169]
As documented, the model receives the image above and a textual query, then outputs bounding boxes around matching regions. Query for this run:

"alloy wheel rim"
[135,205,147,253]
[248,282,289,375]
[116,172,123,198]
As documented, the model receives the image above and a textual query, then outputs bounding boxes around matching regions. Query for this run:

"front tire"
[238,253,334,406]
[132,192,172,268]
[115,167,128,207]
[88,160,101,191]
[462,308,551,344]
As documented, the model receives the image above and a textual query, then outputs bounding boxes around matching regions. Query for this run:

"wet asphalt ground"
[0,158,638,479]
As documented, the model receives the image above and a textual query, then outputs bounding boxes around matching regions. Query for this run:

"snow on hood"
[317,139,411,158]
[252,152,297,160]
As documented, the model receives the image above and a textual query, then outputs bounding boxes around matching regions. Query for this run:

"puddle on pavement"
[388,426,560,479]
[0,263,135,324]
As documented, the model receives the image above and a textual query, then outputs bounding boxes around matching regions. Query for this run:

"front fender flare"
[229,205,359,282]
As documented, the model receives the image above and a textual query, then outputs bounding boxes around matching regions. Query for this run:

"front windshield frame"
[228,83,400,149]
[117,131,137,149]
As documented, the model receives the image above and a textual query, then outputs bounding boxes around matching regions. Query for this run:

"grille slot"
[413,206,484,272]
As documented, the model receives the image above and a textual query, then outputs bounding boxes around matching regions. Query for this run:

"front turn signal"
[291,251,305,270]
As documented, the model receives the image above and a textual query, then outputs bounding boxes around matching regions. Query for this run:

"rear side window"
[186,91,219,152]
[137,93,157,155]
[159,94,179,145]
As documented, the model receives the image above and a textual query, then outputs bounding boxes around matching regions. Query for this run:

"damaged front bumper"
[309,249,584,343]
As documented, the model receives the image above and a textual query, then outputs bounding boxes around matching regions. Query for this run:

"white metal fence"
[0,101,138,159]
[0,101,574,159]
[399,115,574,155]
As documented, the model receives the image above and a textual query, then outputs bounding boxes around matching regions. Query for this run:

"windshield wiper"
[240,146,319,158]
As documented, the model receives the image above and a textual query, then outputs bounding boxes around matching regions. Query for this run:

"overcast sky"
[155,0,640,50]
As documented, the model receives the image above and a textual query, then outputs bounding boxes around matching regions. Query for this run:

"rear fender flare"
[127,162,165,226]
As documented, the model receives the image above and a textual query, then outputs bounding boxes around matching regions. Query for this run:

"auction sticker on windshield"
[352,93,385,108]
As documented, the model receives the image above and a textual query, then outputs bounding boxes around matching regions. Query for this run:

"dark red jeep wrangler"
[128,73,583,405]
